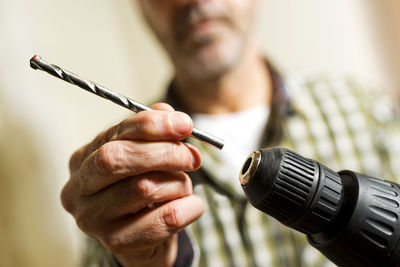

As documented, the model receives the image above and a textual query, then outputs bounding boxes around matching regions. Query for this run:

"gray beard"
[174,37,245,81]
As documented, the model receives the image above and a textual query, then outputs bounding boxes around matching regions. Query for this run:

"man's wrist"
[107,231,193,267]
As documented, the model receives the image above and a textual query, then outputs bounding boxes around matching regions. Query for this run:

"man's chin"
[177,51,240,81]
[173,31,244,80]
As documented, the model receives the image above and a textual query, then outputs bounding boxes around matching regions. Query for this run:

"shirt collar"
[163,59,294,146]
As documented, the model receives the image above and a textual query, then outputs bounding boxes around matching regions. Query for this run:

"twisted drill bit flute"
[30,55,224,150]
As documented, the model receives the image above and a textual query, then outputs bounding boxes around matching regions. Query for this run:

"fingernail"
[171,112,192,136]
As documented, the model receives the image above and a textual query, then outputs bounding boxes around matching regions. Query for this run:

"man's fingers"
[69,109,193,170]
[100,194,204,254]
[75,140,201,195]
[117,110,193,141]
[84,171,193,220]
[151,102,175,111]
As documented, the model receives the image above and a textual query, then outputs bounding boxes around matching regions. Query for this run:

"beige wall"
[0,1,399,266]
[259,1,382,82]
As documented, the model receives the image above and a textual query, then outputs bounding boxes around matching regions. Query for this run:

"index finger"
[70,109,193,170]
[151,102,175,111]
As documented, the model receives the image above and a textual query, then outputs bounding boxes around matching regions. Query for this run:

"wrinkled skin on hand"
[61,103,204,267]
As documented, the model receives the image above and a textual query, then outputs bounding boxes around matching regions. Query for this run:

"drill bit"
[30,55,224,150]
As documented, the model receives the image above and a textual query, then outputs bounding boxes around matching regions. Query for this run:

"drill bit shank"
[30,55,224,149]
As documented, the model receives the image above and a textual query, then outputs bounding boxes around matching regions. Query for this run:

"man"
[61,0,400,266]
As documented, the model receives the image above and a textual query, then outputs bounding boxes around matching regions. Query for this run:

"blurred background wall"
[0,0,399,266]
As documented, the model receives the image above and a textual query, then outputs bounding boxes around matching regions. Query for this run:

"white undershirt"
[192,105,270,189]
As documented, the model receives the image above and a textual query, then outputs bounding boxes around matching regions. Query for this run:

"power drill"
[240,147,400,266]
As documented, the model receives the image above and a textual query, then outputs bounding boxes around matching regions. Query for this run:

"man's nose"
[174,0,213,6]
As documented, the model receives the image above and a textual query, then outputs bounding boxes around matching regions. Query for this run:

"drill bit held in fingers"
[30,55,224,150]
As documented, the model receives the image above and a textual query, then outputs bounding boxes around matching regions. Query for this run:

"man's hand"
[61,103,204,267]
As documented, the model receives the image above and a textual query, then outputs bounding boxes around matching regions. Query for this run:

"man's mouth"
[189,18,220,33]
[175,17,228,45]
[174,2,230,43]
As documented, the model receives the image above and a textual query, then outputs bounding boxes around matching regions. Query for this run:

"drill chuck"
[240,147,400,266]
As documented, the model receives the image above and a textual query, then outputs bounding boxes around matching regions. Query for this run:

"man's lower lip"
[176,19,225,42]
[191,19,218,31]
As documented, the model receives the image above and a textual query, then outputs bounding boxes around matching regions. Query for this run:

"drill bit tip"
[30,55,41,69]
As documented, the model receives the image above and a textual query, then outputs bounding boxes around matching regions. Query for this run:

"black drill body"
[240,147,400,266]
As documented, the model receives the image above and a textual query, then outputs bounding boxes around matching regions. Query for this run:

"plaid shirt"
[83,66,400,267]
